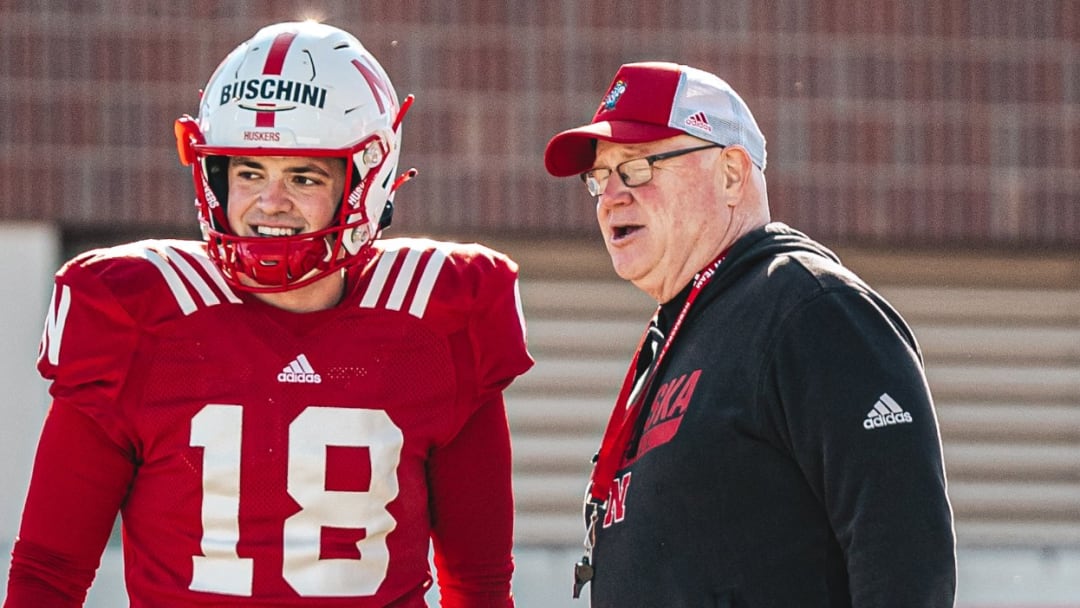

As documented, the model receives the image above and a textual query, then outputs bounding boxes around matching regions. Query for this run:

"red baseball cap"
[544,62,766,177]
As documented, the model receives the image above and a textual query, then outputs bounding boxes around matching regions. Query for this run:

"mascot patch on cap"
[601,79,627,111]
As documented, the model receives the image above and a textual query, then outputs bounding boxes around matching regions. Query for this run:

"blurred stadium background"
[1,2,1077,606]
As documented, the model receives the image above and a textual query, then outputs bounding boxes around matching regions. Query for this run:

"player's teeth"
[256,226,297,237]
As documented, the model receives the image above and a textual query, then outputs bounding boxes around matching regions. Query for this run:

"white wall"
[0,223,58,549]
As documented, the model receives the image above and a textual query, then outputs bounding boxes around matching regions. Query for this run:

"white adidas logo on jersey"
[278,354,322,384]
[863,392,912,429]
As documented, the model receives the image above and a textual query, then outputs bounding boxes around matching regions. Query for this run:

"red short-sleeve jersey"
[7,238,532,607]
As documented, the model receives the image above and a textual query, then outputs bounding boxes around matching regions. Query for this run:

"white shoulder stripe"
[386,249,423,311]
[360,249,399,308]
[142,245,241,315]
[166,247,221,307]
[144,249,198,315]
[359,246,448,318]
[409,248,447,318]
[189,251,242,304]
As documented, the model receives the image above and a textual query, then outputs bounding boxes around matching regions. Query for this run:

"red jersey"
[6,238,532,607]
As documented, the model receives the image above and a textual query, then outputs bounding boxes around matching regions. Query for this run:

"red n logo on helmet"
[352,58,396,117]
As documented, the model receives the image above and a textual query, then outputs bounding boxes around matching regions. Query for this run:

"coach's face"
[593,135,729,303]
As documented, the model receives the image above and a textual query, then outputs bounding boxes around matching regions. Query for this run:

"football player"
[6,21,532,607]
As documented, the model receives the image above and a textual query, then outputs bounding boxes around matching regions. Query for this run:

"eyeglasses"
[580,143,723,197]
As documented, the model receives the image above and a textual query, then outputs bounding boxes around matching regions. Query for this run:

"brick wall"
[1,1,1076,246]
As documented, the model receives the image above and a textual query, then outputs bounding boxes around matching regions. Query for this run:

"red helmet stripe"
[262,31,297,76]
[255,31,298,127]
[255,108,276,128]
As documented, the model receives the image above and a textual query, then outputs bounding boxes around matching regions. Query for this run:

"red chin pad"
[232,237,329,288]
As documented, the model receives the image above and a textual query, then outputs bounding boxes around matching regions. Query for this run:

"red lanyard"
[588,251,727,503]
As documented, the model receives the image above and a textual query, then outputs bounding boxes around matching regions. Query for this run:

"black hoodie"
[588,223,956,607]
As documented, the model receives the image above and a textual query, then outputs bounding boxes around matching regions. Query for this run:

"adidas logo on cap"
[278,354,322,384]
[863,392,912,430]
[684,111,713,133]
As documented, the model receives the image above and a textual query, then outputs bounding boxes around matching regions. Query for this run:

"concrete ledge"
[526,318,1080,363]
[513,513,584,546]
[936,402,1080,442]
[519,279,653,318]
[474,236,1080,288]
[949,481,1080,520]
[927,365,1080,403]
[881,286,1080,324]
[915,325,1080,363]
[520,279,1080,325]
[954,522,1080,548]
[513,475,585,512]
[506,395,612,432]
[525,318,645,356]
[943,442,1080,481]
[508,359,627,397]
[512,435,598,473]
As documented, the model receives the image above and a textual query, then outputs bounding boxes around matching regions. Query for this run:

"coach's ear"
[717,145,754,204]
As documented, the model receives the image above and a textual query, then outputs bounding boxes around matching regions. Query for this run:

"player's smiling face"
[593,135,726,302]
[226,155,347,238]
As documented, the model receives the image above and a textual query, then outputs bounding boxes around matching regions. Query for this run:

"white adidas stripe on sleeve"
[142,249,198,315]
[360,249,399,308]
[360,245,448,319]
[408,248,447,318]
[140,245,241,316]
[386,249,423,311]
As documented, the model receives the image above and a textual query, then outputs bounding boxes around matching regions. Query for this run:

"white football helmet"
[174,21,414,292]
